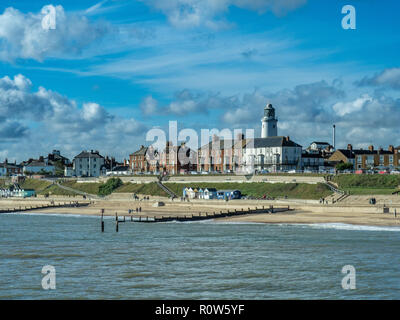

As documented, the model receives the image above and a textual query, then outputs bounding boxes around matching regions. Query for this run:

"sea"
[0,212,399,299]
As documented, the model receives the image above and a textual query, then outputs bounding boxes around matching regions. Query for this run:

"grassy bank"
[114,182,169,197]
[333,174,400,195]
[60,181,101,195]
[164,182,332,200]
[20,179,52,192]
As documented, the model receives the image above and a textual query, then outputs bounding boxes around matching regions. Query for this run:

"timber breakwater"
[109,205,292,231]
[0,201,91,214]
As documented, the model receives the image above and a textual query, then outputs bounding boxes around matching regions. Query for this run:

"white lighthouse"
[261,103,278,138]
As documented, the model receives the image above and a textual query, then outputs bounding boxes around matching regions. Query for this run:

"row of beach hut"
[0,188,36,198]
[182,187,241,200]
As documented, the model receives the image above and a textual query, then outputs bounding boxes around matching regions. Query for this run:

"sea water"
[0,213,399,299]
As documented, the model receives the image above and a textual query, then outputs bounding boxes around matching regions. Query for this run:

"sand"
[2,193,400,227]
[0,194,400,226]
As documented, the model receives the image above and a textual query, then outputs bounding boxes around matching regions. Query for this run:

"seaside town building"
[159,142,197,174]
[23,157,56,175]
[243,136,302,172]
[129,145,150,173]
[45,150,71,166]
[0,160,22,176]
[197,134,246,173]
[73,150,105,177]
[328,144,400,170]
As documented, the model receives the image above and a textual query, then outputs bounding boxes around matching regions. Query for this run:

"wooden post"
[116,220,119,232]
[101,213,104,233]
[115,212,118,221]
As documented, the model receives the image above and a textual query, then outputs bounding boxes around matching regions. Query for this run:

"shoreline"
[2,195,400,227]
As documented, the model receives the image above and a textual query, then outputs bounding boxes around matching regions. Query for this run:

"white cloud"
[357,68,400,90]
[142,0,307,28]
[0,74,146,161]
[332,94,372,117]
[0,5,111,61]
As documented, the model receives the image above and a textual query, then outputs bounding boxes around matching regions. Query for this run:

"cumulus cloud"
[221,81,345,127]
[0,5,111,61]
[140,89,229,116]
[142,0,307,28]
[0,74,146,161]
[332,94,372,117]
[356,68,400,90]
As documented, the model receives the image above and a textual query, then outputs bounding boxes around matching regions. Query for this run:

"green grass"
[333,174,400,195]
[333,174,400,188]
[20,179,52,192]
[164,182,332,200]
[60,181,101,195]
[343,187,398,195]
[0,178,8,188]
[114,182,169,197]
[38,184,78,196]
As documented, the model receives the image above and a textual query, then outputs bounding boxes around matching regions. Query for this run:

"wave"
[295,223,400,232]
[160,219,263,225]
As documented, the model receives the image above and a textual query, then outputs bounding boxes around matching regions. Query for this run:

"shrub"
[98,178,123,196]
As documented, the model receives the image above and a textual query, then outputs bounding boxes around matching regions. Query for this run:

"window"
[357,156,362,163]
[389,155,393,163]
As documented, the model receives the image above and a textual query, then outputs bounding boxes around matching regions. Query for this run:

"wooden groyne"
[0,201,90,214]
[109,205,292,230]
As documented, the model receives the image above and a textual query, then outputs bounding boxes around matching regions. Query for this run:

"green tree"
[336,162,354,171]
[98,178,123,196]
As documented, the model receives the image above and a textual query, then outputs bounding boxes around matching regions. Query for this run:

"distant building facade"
[73,150,105,177]
[243,136,302,172]
[328,144,400,169]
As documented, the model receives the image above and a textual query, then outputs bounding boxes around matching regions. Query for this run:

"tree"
[98,178,123,196]
[336,162,353,171]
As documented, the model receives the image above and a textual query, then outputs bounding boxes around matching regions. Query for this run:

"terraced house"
[197,134,246,173]
[328,144,400,169]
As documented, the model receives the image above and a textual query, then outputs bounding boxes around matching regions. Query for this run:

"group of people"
[128,207,142,214]
[132,194,150,201]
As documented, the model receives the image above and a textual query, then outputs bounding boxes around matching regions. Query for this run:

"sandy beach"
[2,193,400,227]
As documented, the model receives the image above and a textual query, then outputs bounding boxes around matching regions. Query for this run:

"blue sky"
[1,0,400,161]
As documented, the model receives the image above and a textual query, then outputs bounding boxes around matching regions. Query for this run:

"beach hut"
[182,187,189,198]
[217,190,242,200]
[22,189,36,198]
[203,188,217,199]
[198,188,204,199]
[186,187,196,199]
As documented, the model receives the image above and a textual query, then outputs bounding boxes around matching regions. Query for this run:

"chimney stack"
[347,144,352,151]
[389,145,394,153]
[368,145,374,152]
[286,136,290,142]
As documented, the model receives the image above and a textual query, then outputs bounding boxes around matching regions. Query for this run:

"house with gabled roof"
[73,150,105,177]
[242,136,302,172]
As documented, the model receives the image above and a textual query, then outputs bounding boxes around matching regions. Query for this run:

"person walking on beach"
[395,209,397,218]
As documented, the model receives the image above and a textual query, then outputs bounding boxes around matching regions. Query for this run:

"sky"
[0,0,400,162]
